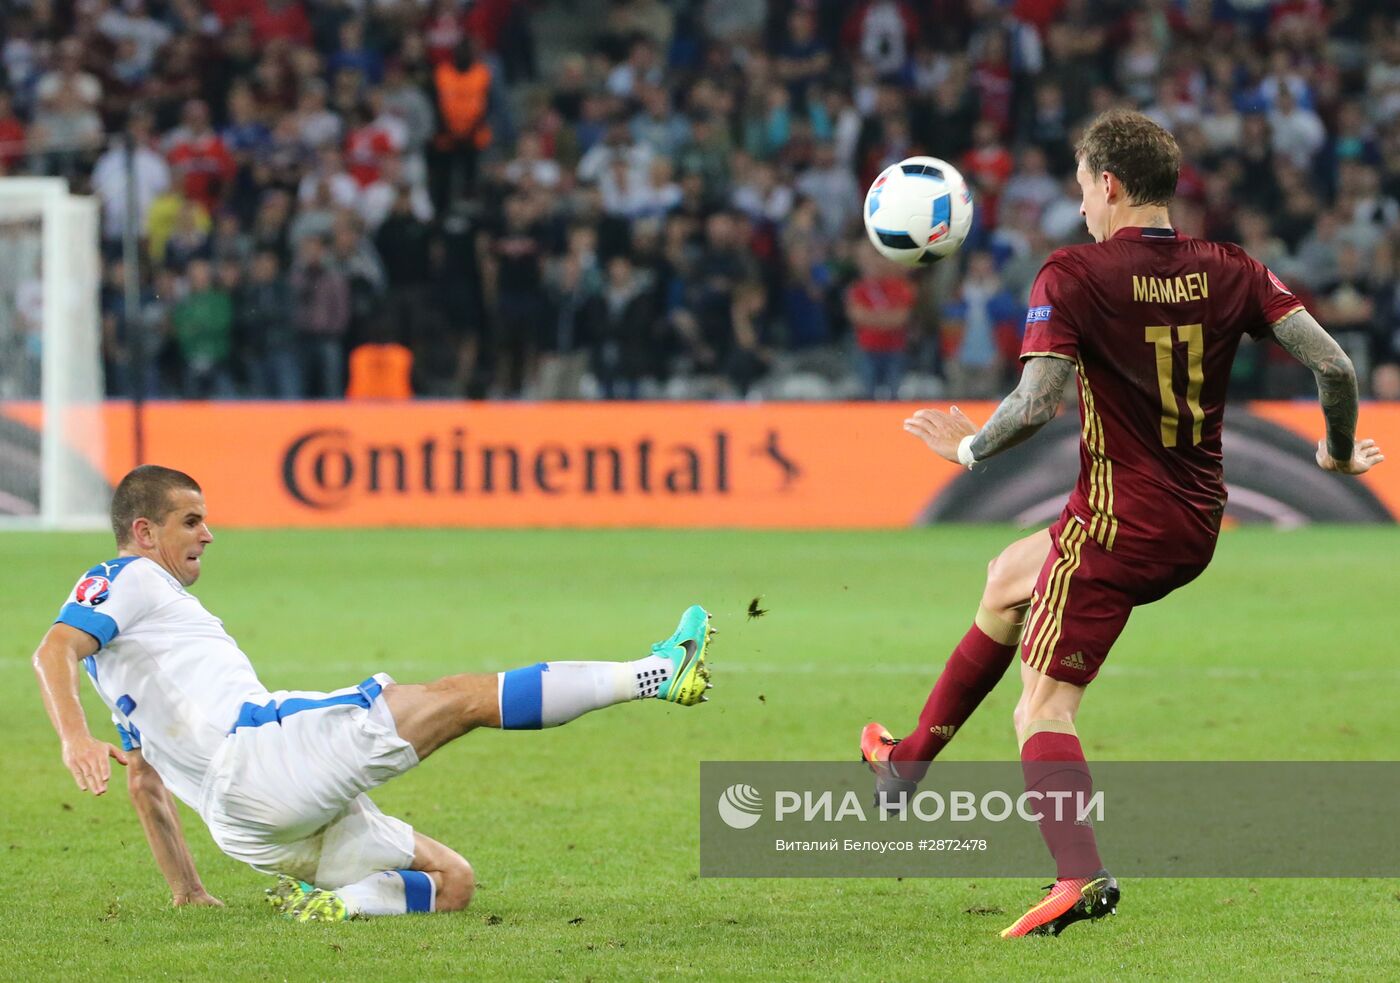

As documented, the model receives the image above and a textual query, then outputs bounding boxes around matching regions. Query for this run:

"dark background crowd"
[2,0,1399,402]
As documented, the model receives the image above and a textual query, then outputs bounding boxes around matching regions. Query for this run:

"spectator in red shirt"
[0,90,27,173]
[208,0,254,27]
[248,0,312,47]
[963,119,1014,229]
[844,242,916,400]
[423,0,468,66]
[972,30,1014,135]
[344,105,400,188]
[166,99,237,211]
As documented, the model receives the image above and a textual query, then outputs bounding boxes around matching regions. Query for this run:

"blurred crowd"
[2,0,1399,401]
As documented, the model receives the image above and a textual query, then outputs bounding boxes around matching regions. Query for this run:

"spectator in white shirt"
[35,39,102,111]
[1268,86,1325,169]
[295,80,342,152]
[97,0,173,76]
[359,155,434,231]
[91,109,172,244]
[1199,87,1242,152]
[795,142,859,240]
[297,146,359,210]
[605,35,662,100]
[1041,173,1087,243]
[503,132,563,190]
[1001,146,1059,218]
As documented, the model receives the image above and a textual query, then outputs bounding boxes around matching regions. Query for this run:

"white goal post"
[0,177,107,529]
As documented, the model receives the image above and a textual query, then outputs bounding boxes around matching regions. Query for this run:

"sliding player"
[862,109,1383,938]
[33,465,713,921]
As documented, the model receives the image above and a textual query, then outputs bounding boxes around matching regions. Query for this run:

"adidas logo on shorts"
[1060,651,1088,671]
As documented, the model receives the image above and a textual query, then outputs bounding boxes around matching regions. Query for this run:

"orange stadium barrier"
[3,401,1398,527]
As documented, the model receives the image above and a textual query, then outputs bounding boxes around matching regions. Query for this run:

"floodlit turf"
[4,526,1400,980]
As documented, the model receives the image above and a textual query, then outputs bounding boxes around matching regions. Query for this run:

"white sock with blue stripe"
[498,658,673,729]
[335,869,435,916]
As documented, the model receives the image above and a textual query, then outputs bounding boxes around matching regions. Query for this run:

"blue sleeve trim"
[499,663,546,730]
[57,603,119,647]
[84,556,140,581]
[397,870,434,913]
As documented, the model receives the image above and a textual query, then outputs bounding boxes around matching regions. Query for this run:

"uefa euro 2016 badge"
[74,576,111,607]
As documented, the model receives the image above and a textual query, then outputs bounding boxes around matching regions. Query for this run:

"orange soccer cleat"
[1000,870,1120,938]
[860,721,916,813]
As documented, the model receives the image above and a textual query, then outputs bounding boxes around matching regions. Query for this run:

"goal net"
[0,177,107,529]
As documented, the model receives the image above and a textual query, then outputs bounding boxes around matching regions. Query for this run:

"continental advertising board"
[1,402,1395,527]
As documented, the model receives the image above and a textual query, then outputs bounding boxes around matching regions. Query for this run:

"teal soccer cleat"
[652,605,714,706]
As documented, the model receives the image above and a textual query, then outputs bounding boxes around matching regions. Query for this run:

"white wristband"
[957,435,978,469]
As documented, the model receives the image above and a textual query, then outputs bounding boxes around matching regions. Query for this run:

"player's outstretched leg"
[497,604,713,728]
[863,531,1048,803]
[384,606,713,761]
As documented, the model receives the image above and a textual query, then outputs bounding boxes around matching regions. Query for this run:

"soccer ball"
[862,156,974,265]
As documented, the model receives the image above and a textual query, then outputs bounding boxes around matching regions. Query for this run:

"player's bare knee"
[426,673,499,730]
[983,555,1008,597]
[981,554,1025,617]
[434,856,475,912]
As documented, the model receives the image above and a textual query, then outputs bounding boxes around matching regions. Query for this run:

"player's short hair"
[110,465,202,546]
[1075,109,1181,207]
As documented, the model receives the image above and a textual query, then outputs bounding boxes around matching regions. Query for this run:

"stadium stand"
[1,0,1397,402]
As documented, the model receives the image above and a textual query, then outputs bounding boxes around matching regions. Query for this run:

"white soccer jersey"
[56,556,271,809]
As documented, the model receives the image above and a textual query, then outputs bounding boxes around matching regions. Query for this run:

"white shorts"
[199,672,422,888]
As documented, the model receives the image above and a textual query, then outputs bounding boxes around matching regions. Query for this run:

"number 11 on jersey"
[1145,323,1204,447]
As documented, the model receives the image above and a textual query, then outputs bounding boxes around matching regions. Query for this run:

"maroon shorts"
[1021,511,1209,684]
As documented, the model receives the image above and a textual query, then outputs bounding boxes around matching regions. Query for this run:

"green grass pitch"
[4,526,1400,980]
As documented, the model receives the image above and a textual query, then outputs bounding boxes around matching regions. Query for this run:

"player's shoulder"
[78,556,144,582]
[70,555,164,599]
[1182,238,1257,266]
[1037,243,1105,280]
[1043,244,1096,269]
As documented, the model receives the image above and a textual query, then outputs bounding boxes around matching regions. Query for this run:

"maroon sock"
[889,622,1017,782]
[1020,730,1103,879]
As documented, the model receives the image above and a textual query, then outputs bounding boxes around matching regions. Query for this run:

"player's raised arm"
[903,356,1075,465]
[126,749,222,908]
[31,623,127,796]
[1270,308,1385,475]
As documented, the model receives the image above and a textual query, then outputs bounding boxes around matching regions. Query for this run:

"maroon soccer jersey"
[1021,227,1304,564]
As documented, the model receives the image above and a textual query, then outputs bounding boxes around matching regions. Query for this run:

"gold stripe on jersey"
[1020,350,1077,362]
[1026,522,1087,674]
[1079,364,1105,541]
[1030,523,1089,674]
[1267,304,1306,329]
[1075,360,1119,551]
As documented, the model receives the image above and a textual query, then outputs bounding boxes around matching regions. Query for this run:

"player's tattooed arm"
[1271,308,1357,462]
[970,356,1076,459]
[902,356,1072,464]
